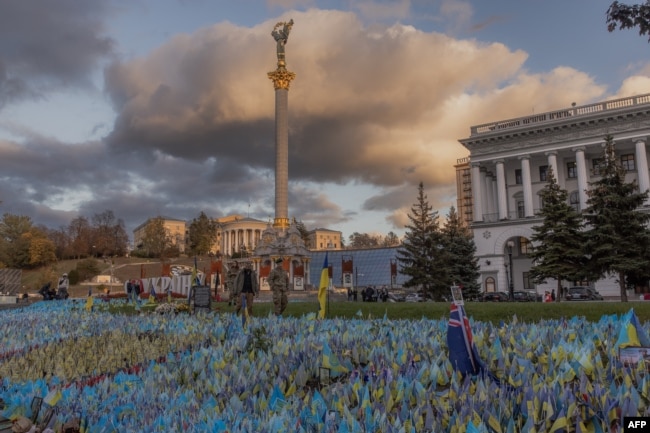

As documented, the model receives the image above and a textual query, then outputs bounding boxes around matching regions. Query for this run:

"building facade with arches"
[458,93,650,298]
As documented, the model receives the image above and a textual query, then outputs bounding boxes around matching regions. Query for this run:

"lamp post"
[507,240,514,300]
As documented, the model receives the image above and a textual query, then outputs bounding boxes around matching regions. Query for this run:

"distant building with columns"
[459,93,650,298]
[213,215,267,257]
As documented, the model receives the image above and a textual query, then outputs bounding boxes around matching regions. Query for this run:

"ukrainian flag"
[318,253,329,319]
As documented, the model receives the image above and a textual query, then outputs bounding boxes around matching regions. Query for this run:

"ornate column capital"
[268,68,296,90]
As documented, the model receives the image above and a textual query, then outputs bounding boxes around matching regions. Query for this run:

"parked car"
[512,291,535,302]
[480,292,510,302]
[565,286,604,301]
[405,293,426,302]
[387,292,406,302]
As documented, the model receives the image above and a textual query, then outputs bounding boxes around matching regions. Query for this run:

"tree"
[382,232,401,247]
[293,219,311,246]
[397,182,449,300]
[583,135,650,302]
[0,214,34,268]
[188,212,218,255]
[607,1,650,41]
[90,210,129,257]
[27,232,57,267]
[141,217,171,258]
[67,216,92,259]
[528,167,586,301]
[348,232,382,249]
[441,206,480,300]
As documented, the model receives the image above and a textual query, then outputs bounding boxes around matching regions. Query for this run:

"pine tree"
[441,206,481,300]
[397,182,449,300]
[529,167,586,301]
[584,135,650,302]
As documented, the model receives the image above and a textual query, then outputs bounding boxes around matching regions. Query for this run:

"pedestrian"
[267,258,289,316]
[57,273,69,299]
[126,280,133,303]
[544,291,552,303]
[551,289,556,301]
[234,262,259,317]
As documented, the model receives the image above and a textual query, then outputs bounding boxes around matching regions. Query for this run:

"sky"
[1,0,649,243]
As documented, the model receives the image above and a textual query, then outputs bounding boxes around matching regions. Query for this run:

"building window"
[539,165,548,181]
[520,237,531,255]
[621,154,635,171]
[517,200,525,218]
[522,272,532,290]
[567,161,577,178]
[515,169,522,185]
[485,277,495,293]
[569,191,580,212]
[592,158,604,175]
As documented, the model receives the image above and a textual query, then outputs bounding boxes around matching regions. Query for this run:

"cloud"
[0,1,114,109]
[3,6,643,239]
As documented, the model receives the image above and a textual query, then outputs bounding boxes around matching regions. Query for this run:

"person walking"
[234,262,259,317]
[57,273,69,299]
[267,258,289,316]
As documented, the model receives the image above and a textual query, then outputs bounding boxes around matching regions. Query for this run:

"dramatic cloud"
[1,4,647,240]
[0,1,114,108]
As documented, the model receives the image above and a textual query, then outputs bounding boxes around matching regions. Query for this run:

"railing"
[471,93,650,136]
[476,210,544,223]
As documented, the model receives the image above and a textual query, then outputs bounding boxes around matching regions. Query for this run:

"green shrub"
[68,269,80,285]
[75,259,100,282]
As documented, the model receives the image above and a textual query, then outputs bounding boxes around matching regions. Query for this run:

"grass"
[102,298,650,323]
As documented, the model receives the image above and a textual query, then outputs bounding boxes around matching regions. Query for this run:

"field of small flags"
[0,299,648,432]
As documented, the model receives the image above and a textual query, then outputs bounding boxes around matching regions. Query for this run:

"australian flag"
[447,302,485,376]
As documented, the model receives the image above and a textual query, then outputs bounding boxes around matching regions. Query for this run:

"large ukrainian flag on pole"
[318,253,329,319]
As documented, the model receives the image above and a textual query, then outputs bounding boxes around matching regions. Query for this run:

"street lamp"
[507,240,515,300]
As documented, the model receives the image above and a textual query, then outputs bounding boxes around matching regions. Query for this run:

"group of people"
[349,285,389,302]
[125,279,142,304]
[38,273,70,300]
[227,258,290,317]
[543,289,557,303]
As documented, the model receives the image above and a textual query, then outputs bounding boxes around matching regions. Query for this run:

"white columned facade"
[486,173,495,217]
[495,160,508,220]
[546,151,559,184]
[471,162,484,222]
[635,138,650,204]
[573,147,588,211]
[520,156,534,217]
[479,168,488,219]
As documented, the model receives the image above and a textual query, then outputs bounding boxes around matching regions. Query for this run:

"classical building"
[133,217,187,253]
[306,228,343,251]
[458,93,650,298]
[213,215,267,257]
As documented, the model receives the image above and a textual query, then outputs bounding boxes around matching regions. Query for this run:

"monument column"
[268,19,295,231]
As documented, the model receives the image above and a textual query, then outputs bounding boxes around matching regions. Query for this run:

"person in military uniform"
[267,258,289,316]
[226,262,240,307]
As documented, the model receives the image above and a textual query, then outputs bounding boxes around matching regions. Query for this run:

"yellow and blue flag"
[85,287,93,312]
[616,309,650,348]
[318,253,329,319]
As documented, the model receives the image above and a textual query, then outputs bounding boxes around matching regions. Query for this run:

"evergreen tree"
[293,219,311,245]
[529,167,586,301]
[189,212,218,255]
[441,206,480,300]
[584,135,650,302]
[397,182,449,300]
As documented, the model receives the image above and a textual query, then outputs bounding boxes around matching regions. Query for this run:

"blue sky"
[0,0,648,243]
